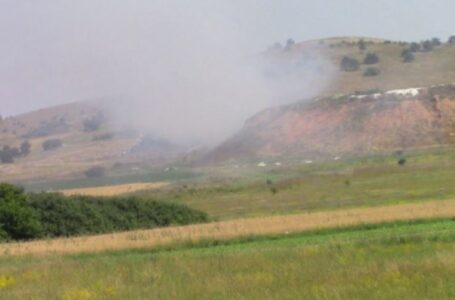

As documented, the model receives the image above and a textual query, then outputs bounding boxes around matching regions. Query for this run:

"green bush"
[28,192,209,238]
[363,67,380,77]
[340,56,360,72]
[0,183,42,240]
[0,183,209,241]
[363,53,379,65]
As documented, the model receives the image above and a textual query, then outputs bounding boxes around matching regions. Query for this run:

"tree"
[421,40,433,52]
[363,53,379,64]
[84,166,106,178]
[358,39,367,50]
[409,42,421,52]
[340,56,360,72]
[401,49,415,63]
[363,67,380,77]
[0,145,20,164]
[20,141,31,156]
[431,38,442,46]
[284,38,295,51]
[42,139,62,151]
[0,183,42,240]
[83,114,104,132]
[448,36,455,44]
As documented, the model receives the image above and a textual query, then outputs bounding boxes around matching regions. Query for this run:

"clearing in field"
[2,198,455,256]
[60,182,170,197]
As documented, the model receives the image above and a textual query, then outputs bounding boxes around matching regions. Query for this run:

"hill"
[0,100,183,183]
[211,37,455,161]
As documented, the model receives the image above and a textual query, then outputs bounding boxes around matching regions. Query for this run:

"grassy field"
[2,199,455,256]
[133,150,455,220]
[2,219,455,299]
[60,182,169,197]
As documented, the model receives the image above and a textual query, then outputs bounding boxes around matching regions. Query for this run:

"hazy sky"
[1,0,454,143]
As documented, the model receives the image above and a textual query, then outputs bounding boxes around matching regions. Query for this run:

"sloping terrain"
[0,100,181,183]
[211,84,455,160]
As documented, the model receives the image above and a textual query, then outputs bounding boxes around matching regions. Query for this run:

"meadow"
[134,149,455,220]
[2,219,455,299]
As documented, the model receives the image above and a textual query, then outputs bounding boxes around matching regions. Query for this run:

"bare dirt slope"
[211,84,455,160]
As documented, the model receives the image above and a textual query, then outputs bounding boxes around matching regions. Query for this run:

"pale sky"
[1,0,454,143]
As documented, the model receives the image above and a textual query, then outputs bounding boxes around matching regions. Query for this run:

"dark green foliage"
[431,38,442,46]
[398,158,407,166]
[83,113,104,132]
[363,53,379,65]
[421,40,433,52]
[363,67,380,77]
[284,38,295,51]
[20,140,31,156]
[401,49,415,63]
[42,139,63,151]
[0,183,42,241]
[0,182,209,241]
[84,166,106,178]
[409,42,421,52]
[358,39,366,50]
[340,56,360,72]
[28,193,209,238]
[0,146,16,163]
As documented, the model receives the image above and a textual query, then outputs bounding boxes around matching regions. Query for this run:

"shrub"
[42,139,62,151]
[83,114,104,132]
[358,39,366,50]
[340,56,360,72]
[398,158,407,166]
[409,42,421,52]
[363,53,379,65]
[0,183,42,240]
[431,38,442,46]
[28,193,209,238]
[363,67,380,77]
[448,36,455,44]
[20,141,31,156]
[84,166,106,178]
[401,50,415,63]
[284,38,295,51]
[421,40,433,52]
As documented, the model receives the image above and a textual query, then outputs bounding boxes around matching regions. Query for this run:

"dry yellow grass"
[2,199,455,257]
[60,182,170,197]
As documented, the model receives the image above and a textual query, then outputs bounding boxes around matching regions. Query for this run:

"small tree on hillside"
[42,139,62,151]
[401,49,415,63]
[409,42,421,52]
[363,67,380,77]
[340,56,360,72]
[20,141,31,156]
[284,38,295,51]
[421,40,433,52]
[431,37,442,46]
[448,36,455,44]
[363,53,379,64]
[358,39,367,50]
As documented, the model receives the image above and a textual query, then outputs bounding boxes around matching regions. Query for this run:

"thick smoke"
[1,1,333,145]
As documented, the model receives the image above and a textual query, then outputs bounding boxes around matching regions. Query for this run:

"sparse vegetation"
[363,67,380,77]
[363,52,379,64]
[42,139,62,151]
[401,49,415,63]
[340,56,360,72]
[83,113,104,132]
[84,166,106,178]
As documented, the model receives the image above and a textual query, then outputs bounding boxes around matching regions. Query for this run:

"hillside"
[0,100,182,183]
[211,37,455,161]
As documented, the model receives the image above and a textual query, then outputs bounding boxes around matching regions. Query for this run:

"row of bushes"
[0,183,209,241]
